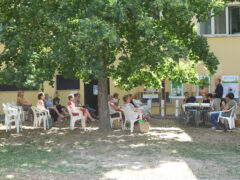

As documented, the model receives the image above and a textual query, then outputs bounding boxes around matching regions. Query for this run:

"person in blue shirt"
[183,92,196,103]
[45,94,64,121]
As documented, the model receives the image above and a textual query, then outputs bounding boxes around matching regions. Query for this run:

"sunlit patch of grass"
[166,141,240,178]
[167,141,240,161]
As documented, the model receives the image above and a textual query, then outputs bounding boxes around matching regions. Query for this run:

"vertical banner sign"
[93,85,98,95]
[222,75,239,98]
[170,82,184,98]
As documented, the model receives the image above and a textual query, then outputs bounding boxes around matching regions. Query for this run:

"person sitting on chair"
[108,96,125,121]
[202,93,210,103]
[53,91,69,116]
[122,95,144,121]
[199,93,211,124]
[183,92,196,103]
[210,93,236,131]
[207,93,215,110]
[132,93,151,118]
[45,94,64,120]
[17,91,33,120]
[113,93,120,106]
[74,93,96,118]
[182,92,196,121]
[128,94,136,107]
[37,92,59,124]
[68,95,96,122]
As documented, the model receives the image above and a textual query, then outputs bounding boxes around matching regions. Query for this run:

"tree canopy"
[0,0,234,90]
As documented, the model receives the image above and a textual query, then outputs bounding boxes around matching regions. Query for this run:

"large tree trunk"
[98,77,110,132]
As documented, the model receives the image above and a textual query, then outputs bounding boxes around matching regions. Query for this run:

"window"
[200,18,212,35]
[215,9,226,34]
[198,4,240,36]
[0,84,37,91]
[229,6,240,34]
[56,75,80,90]
[169,82,184,98]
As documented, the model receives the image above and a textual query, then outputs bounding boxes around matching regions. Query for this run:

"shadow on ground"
[0,116,240,180]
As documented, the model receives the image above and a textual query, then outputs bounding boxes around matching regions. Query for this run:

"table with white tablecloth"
[182,103,212,126]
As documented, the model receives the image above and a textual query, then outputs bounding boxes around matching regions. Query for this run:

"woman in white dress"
[132,93,151,117]
[122,95,144,120]
[37,92,59,123]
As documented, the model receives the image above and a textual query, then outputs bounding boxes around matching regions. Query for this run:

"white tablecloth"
[182,103,211,112]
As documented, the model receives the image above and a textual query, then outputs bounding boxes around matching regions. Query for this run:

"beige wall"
[207,36,240,76]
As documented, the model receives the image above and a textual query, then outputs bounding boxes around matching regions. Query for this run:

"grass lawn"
[0,117,240,180]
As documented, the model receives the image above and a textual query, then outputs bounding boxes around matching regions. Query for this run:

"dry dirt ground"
[0,116,240,180]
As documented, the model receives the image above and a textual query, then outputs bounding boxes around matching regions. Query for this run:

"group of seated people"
[183,91,236,131]
[16,89,236,131]
[36,92,68,124]
[108,93,152,124]
[16,90,97,127]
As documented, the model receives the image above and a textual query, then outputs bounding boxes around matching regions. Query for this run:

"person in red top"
[67,95,96,122]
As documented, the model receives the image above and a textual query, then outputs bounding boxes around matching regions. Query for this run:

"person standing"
[213,78,223,111]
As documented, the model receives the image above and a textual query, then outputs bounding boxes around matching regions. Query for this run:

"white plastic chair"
[3,103,22,133]
[67,106,86,130]
[31,106,49,130]
[122,106,143,133]
[7,103,25,123]
[12,101,30,121]
[110,111,123,130]
[217,106,236,129]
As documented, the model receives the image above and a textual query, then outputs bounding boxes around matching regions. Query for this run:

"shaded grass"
[0,143,60,169]
[0,142,80,177]
[0,140,114,178]
[1,118,240,179]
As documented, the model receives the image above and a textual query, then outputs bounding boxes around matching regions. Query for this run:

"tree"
[0,0,232,132]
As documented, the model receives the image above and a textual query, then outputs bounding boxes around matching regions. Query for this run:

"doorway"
[84,79,110,114]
